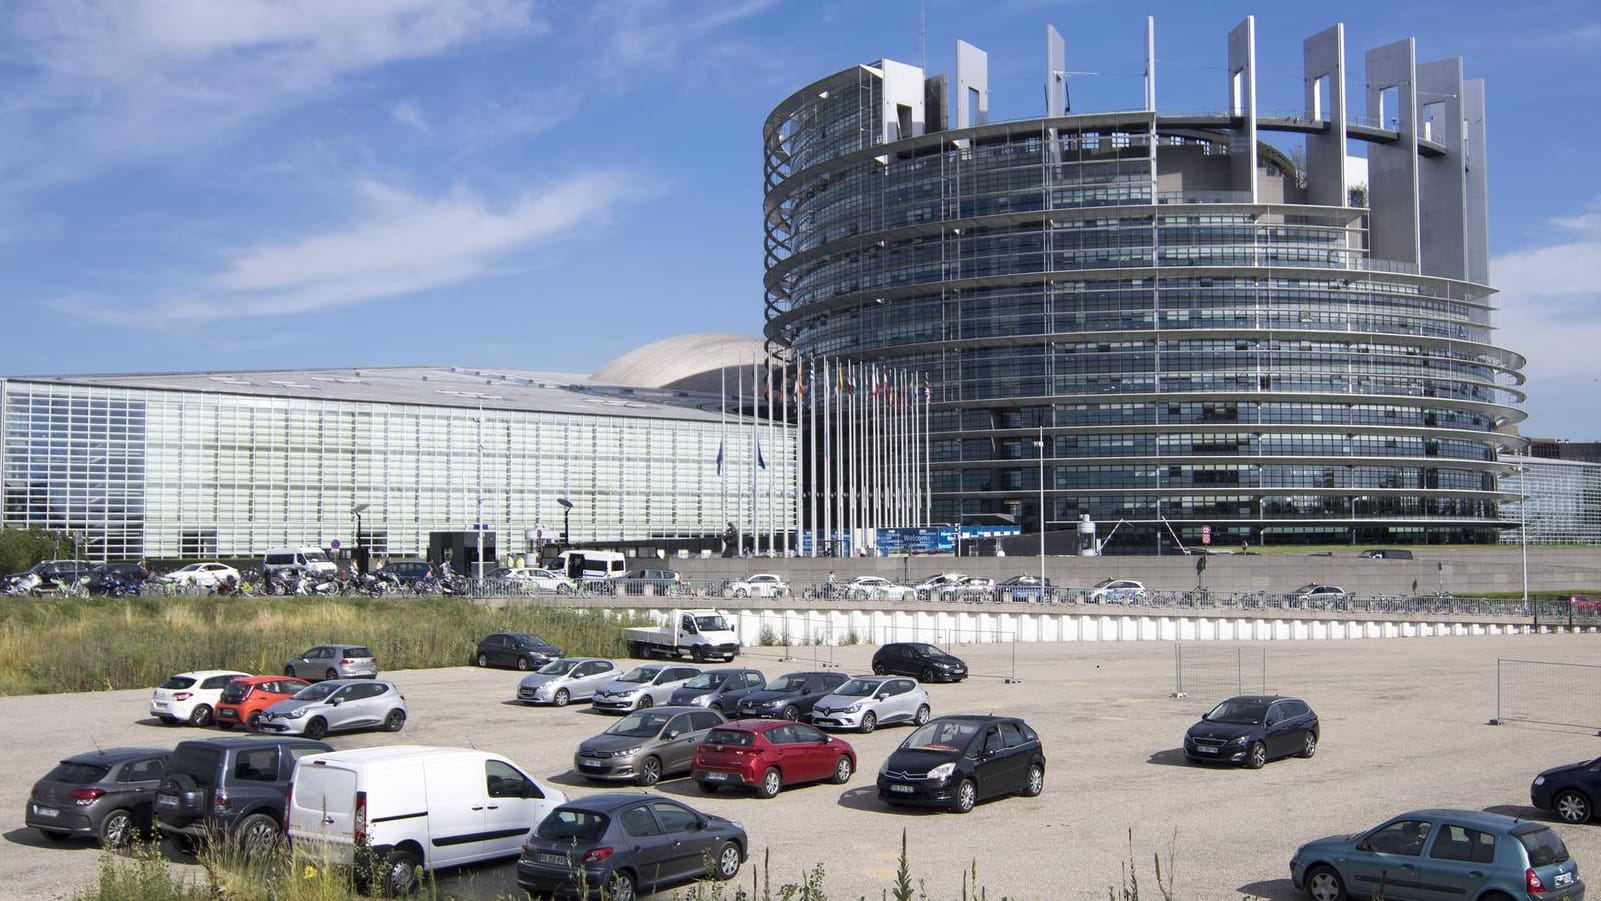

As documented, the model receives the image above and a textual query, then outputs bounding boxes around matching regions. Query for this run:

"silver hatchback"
[253,679,406,739]
[283,644,378,681]
[517,658,621,707]
[811,676,931,733]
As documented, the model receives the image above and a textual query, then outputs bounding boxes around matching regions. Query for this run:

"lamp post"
[351,503,369,573]
[1036,424,1047,586]
[557,498,573,551]
[1519,463,1529,609]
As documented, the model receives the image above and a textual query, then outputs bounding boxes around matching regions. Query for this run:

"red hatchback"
[692,719,855,798]
[213,676,310,731]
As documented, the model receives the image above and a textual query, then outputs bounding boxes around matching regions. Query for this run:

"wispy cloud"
[0,0,540,187]
[52,172,647,325]
[388,100,432,135]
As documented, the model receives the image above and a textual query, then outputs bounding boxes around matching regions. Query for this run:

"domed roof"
[591,333,766,392]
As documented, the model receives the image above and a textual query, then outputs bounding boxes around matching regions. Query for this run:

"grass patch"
[0,596,644,696]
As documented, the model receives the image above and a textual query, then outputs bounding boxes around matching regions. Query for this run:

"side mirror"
[328,697,342,706]
[1355,839,1374,853]
[664,730,681,740]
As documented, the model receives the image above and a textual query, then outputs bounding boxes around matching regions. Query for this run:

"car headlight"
[842,703,863,713]
[616,747,642,758]
[279,708,307,719]
[1534,775,1546,786]
[1225,735,1247,745]
[689,694,710,707]
[927,762,956,780]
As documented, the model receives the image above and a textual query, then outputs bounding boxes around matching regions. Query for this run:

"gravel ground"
[4,632,1600,900]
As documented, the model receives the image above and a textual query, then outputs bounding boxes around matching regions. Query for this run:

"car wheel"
[246,711,263,730]
[188,704,213,728]
[832,755,854,785]
[283,666,297,678]
[757,767,782,799]
[697,779,720,794]
[1245,741,1267,770]
[914,704,931,726]
[324,669,339,681]
[552,688,570,708]
[304,717,328,740]
[238,813,280,857]
[516,657,531,672]
[872,663,887,675]
[557,583,574,595]
[691,646,707,663]
[1557,789,1593,824]
[383,847,422,896]
[781,705,800,721]
[98,809,134,849]
[1299,732,1319,759]
[625,754,660,786]
[636,695,653,710]
[384,709,406,732]
[920,667,936,683]
[734,588,749,598]
[606,869,637,901]
[1304,864,1347,901]
[859,712,877,734]
[476,653,489,667]
[714,840,742,880]
[1022,763,1044,797]
[952,779,976,814]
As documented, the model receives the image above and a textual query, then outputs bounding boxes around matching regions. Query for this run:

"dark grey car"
[668,668,767,714]
[154,737,331,853]
[27,747,170,847]
[574,707,725,786]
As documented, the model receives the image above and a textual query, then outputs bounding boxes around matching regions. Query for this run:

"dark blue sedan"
[1533,755,1601,824]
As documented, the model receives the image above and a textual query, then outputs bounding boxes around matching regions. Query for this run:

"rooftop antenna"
[89,733,103,754]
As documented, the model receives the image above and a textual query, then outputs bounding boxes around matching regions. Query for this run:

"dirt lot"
[4,633,1601,900]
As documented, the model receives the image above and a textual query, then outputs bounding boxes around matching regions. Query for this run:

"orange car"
[213,676,310,730]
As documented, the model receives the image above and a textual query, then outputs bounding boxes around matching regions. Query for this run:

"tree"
[0,527,80,574]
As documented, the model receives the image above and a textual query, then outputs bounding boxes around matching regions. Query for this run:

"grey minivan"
[574,707,725,786]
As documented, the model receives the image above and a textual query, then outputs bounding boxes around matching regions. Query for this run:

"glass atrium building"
[763,17,1526,548]
[0,365,792,561]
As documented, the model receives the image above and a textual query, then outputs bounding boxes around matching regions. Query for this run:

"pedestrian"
[1241,539,1250,554]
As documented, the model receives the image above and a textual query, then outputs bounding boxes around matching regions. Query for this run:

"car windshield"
[160,675,197,690]
[616,667,661,685]
[682,672,727,690]
[292,683,340,701]
[1092,579,1120,589]
[535,808,608,843]
[704,728,755,747]
[1516,826,1571,867]
[768,674,808,692]
[342,647,374,659]
[537,659,580,676]
[510,634,544,647]
[834,679,882,698]
[604,711,674,738]
[693,615,730,632]
[175,564,203,573]
[1293,583,1320,594]
[46,761,111,783]
[903,720,980,752]
[303,551,329,563]
[1203,699,1269,725]
[911,644,946,659]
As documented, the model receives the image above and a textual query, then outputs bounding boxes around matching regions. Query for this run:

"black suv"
[733,671,849,720]
[871,642,969,683]
[27,746,170,848]
[1183,695,1320,769]
[153,736,331,853]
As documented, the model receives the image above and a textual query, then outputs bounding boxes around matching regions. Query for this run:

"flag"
[923,377,931,401]
[756,439,767,470]
[715,441,725,476]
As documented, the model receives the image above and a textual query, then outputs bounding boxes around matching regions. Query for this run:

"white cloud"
[389,100,432,134]
[52,172,645,324]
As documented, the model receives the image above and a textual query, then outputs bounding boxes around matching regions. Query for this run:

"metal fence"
[731,610,1023,683]
[1171,643,1268,704]
[1490,658,1601,732]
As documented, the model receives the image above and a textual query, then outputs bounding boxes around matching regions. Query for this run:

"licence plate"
[537,852,568,865]
[217,709,237,719]
[703,771,730,782]
[889,784,915,794]
[579,761,603,769]
[1556,872,1575,887]
[152,702,168,710]
[33,806,59,817]
[1195,747,1218,754]
[155,795,178,810]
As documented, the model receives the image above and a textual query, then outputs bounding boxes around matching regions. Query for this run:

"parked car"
[591,664,703,714]
[726,573,789,599]
[288,746,565,896]
[486,566,575,594]
[214,676,310,731]
[165,562,242,589]
[254,679,407,739]
[517,794,745,899]
[668,668,767,714]
[693,720,856,798]
[844,576,916,601]
[282,644,378,681]
[84,561,148,595]
[1183,695,1319,768]
[1358,547,1414,560]
[517,657,620,707]
[153,736,332,853]
[26,746,170,847]
[1289,583,1348,606]
[617,568,683,596]
[474,632,563,671]
[149,670,250,727]
[1532,755,1601,823]
[8,559,95,593]
[734,671,850,721]
[1082,578,1147,604]
[871,642,968,683]
[995,575,1054,603]
[912,573,968,601]
[811,676,931,733]
[376,559,436,587]
[877,714,1045,814]
[1290,809,1582,901]
[575,706,726,786]
[942,576,996,603]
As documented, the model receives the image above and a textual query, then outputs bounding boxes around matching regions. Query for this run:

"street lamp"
[351,503,370,573]
[557,498,573,550]
[1519,464,1529,608]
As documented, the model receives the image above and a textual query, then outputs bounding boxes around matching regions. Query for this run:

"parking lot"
[5,632,1601,900]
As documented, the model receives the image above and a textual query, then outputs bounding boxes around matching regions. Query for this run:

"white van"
[262,546,336,578]
[551,550,627,582]
[287,746,565,895]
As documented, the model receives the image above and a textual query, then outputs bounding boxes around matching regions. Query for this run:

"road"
[4,634,1600,899]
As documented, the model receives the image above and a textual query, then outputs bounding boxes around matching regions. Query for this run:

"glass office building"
[1498,457,1601,547]
[763,18,1526,548]
[0,366,793,561]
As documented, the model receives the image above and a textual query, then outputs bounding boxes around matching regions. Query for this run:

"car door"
[1343,818,1432,900]
[970,725,1011,800]
[422,756,487,867]
[1263,700,1297,758]
[658,712,706,777]
[616,803,676,887]
[1415,822,1496,901]
[480,759,557,860]
[299,647,330,672]
[574,661,615,699]
[118,754,169,819]
[652,667,698,705]
[649,800,710,885]
[786,723,834,783]
[880,679,918,723]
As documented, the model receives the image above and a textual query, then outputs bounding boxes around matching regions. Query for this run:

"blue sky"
[1,0,1598,438]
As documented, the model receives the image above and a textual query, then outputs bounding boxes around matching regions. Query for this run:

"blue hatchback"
[1291,808,1583,901]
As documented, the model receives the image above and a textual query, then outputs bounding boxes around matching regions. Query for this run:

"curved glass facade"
[764,48,1525,548]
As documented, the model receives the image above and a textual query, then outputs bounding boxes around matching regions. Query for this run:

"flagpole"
[750,351,759,557]
[719,349,727,543]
